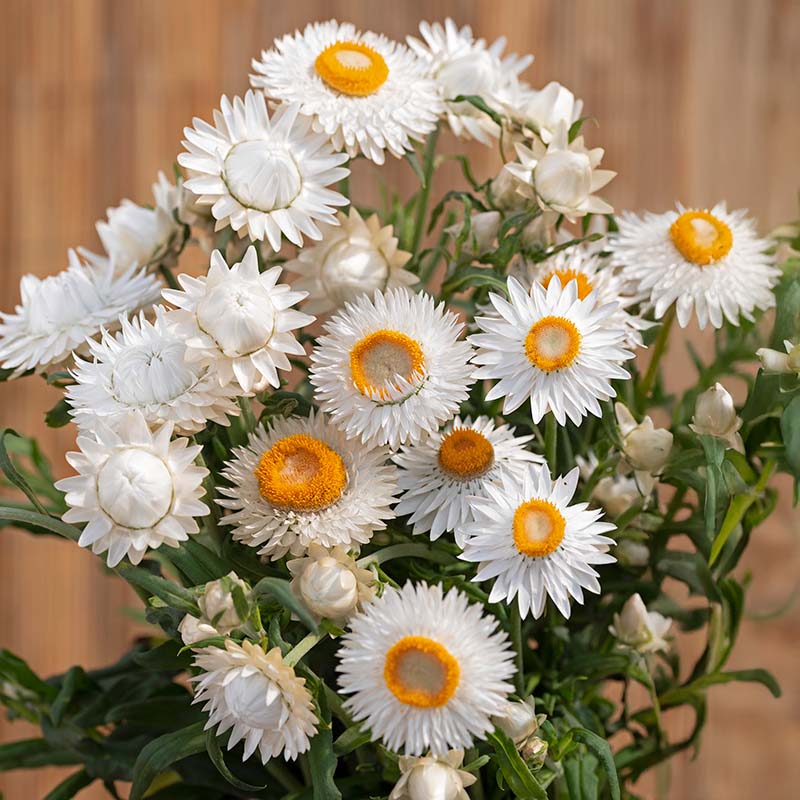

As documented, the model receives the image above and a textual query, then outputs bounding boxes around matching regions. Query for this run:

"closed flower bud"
[198,572,249,634]
[493,697,539,745]
[756,341,800,374]
[690,383,743,451]
[390,750,477,800]
[615,403,673,474]
[448,211,501,254]
[178,614,219,647]
[520,736,548,769]
[593,474,640,517]
[288,544,375,623]
[610,593,672,654]
[616,538,649,568]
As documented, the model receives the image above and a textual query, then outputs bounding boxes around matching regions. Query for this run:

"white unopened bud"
[593,475,640,517]
[446,211,502,255]
[534,149,593,211]
[615,403,673,474]
[610,593,672,654]
[198,572,248,634]
[493,697,539,745]
[756,341,800,374]
[391,750,476,800]
[690,383,743,451]
[520,736,548,768]
[178,614,218,646]
[490,168,525,212]
[616,538,649,567]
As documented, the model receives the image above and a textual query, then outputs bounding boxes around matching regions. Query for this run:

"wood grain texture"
[1,1,798,797]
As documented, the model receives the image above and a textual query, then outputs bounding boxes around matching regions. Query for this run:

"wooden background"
[1,1,799,797]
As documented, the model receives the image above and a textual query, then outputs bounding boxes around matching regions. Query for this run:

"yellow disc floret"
[438,428,495,480]
[525,316,581,371]
[541,269,594,300]
[383,635,460,708]
[255,434,347,512]
[315,40,389,96]
[350,329,425,399]
[512,498,566,558]
[669,210,733,265]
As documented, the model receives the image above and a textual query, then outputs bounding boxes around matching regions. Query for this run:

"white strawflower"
[310,288,474,448]
[470,276,633,426]
[284,208,417,315]
[615,403,673,495]
[179,91,349,248]
[66,307,240,435]
[609,203,780,329]
[337,582,515,755]
[95,172,185,273]
[252,20,442,164]
[218,411,398,560]
[393,415,541,544]
[610,593,672,654]
[287,543,375,623]
[690,383,744,451]
[459,464,617,619]
[504,80,583,144]
[162,247,313,393]
[407,18,532,144]
[54,412,209,568]
[757,340,800,374]
[505,123,616,222]
[390,749,477,800]
[493,697,541,746]
[0,251,160,377]
[192,639,317,763]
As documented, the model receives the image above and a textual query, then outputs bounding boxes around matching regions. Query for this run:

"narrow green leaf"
[309,687,341,800]
[44,398,72,428]
[571,728,620,800]
[0,429,53,514]
[43,769,94,800]
[0,738,81,770]
[332,724,371,757]
[116,565,200,615]
[0,505,80,541]
[0,649,59,701]
[451,94,504,127]
[780,395,800,475]
[205,730,267,792]
[252,576,318,632]
[128,722,207,800]
[50,666,91,726]
[488,729,547,800]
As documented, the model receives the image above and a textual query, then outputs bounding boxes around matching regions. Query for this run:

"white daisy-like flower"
[0,251,161,377]
[337,581,515,755]
[217,410,398,560]
[310,288,474,448]
[459,463,617,619]
[251,20,442,164]
[407,18,532,145]
[179,91,349,248]
[162,246,313,393]
[505,123,616,222]
[393,415,541,544]
[523,247,652,348]
[192,639,317,763]
[470,276,633,426]
[503,80,583,144]
[95,172,185,273]
[390,749,477,800]
[54,411,209,568]
[283,208,417,315]
[609,203,780,329]
[66,307,240,435]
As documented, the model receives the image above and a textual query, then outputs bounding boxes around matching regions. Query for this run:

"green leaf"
[205,730,267,792]
[0,649,59,701]
[0,430,52,514]
[44,398,72,428]
[0,506,80,541]
[332,724,371,757]
[50,666,92,726]
[252,576,318,632]
[0,739,81,770]
[404,149,426,188]
[116,565,200,615]
[128,722,208,800]
[780,395,800,476]
[657,551,721,601]
[451,94,504,127]
[488,729,547,800]
[441,266,508,298]
[43,769,94,800]
[308,686,341,800]
[571,728,621,800]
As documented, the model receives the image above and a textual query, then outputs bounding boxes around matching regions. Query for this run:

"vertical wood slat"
[1,2,798,797]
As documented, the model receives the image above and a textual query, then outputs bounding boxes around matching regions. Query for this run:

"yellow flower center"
[438,428,495,480]
[513,499,566,558]
[315,40,389,96]
[541,269,594,300]
[254,434,347,512]
[669,210,733,265]
[350,329,425,399]
[525,316,581,371]
[383,636,460,708]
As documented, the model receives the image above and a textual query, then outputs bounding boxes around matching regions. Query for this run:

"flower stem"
[545,413,558,472]
[285,630,326,667]
[510,605,525,696]
[410,124,440,256]
[237,396,257,433]
[640,305,676,399]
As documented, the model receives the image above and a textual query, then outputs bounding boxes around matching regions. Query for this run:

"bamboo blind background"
[1,1,798,797]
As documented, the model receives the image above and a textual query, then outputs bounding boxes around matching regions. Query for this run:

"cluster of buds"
[178,572,251,646]
[493,697,549,768]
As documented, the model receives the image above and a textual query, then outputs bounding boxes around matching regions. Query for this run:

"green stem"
[237,396,257,433]
[357,542,454,568]
[510,605,525,695]
[545,413,558,472]
[410,124,441,255]
[285,630,326,667]
[640,305,676,398]
[265,760,303,794]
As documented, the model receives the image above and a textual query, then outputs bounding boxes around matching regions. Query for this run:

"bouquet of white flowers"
[1,17,795,800]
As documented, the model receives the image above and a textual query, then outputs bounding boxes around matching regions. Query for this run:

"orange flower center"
[350,329,425,399]
[255,433,347,512]
[669,210,733,265]
[315,40,389,96]
[513,498,566,558]
[383,636,460,708]
[438,428,495,480]
[525,316,581,371]
[541,269,594,300]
